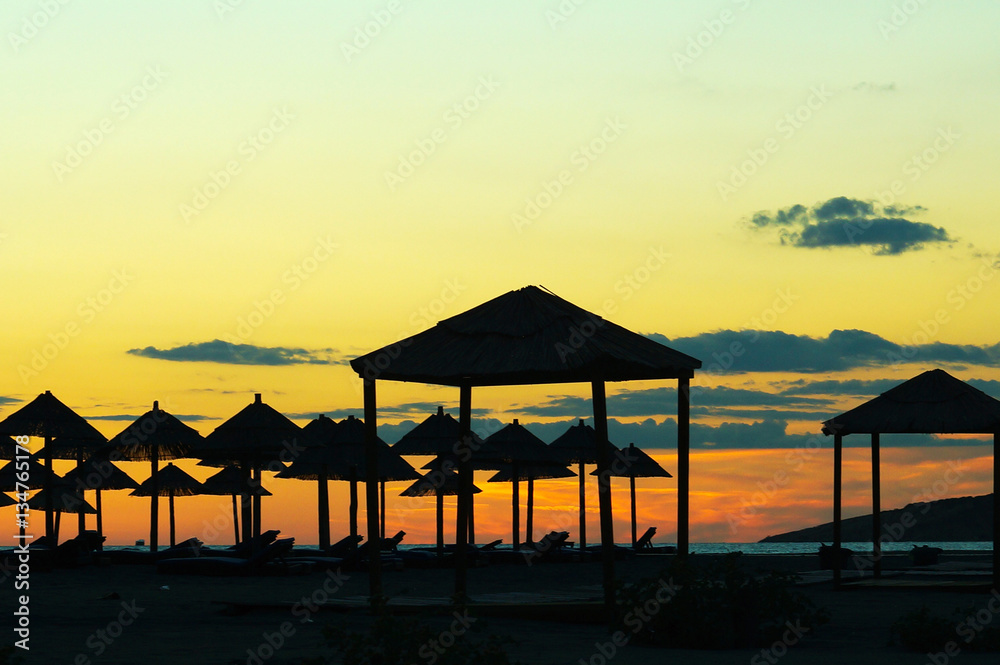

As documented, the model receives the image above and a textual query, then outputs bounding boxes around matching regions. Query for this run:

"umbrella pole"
[380,480,386,542]
[318,472,330,551]
[526,477,534,545]
[253,465,262,540]
[468,492,475,546]
[150,452,159,552]
[77,448,86,536]
[362,378,383,607]
[592,379,616,621]
[579,461,586,550]
[512,465,520,551]
[349,478,358,539]
[231,494,239,545]
[240,464,253,546]
[436,490,444,557]
[630,477,637,547]
[169,491,176,547]
[96,489,104,552]
[55,509,61,543]
[44,436,54,543]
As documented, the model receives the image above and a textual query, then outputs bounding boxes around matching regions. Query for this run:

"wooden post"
[677,377,691,557]
[436,490,445,556]
[44,436,54,543]
[592,379,616,619]
[231,495,239,545]
[252,465,262,539]
[578,460,587,550]
[526,477,534,545]
[77,448,86,536]
[872,433,881,579]
[169,492,176,547]
[150,451,160,552]
[318,471,330,551]
[630,476,637,547]
[95,489,103,551]
[454,383,473,601]
[349,478,358,538]
[511,463,520,550]
[363,379,382,607]
[380,480,386,541]
[240,463,252,546]
[833,433,843,589]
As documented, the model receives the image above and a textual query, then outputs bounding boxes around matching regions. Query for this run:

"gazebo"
[822,369,1000,590]
[350,285,701,612]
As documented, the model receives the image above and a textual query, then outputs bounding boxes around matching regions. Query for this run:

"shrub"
[891,604,1000,652]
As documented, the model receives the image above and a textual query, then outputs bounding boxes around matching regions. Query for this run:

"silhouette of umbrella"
[29,485,96,542]
[488,462,574,545]
[130,463,203,547]
[105,401,204,552]
[200,464,272,545]
[591,443,671,545]
[61,454,139,548]
[197,394,302,544]
[402,461,481,555]
[1,436,19,459]
[0,455,61,542]
[0,391,105,541]
[483,420,562,550]
[548,419,616,550]
[0,493,14,508]
[278,415,418,547]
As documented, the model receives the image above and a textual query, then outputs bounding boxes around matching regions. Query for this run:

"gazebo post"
[318,471,330,551]
[363,378,383,607]
[454,382,472,601]
[833,433,843,589]
[994,432,999,592]
[871,433,881,579]
[677,377,690,557]
[592,379,616,618]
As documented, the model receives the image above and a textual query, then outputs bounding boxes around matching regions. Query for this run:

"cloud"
[649,329,1000,374]
[127,340,347,366]
[0,396,21,407]
[749,196,951,255]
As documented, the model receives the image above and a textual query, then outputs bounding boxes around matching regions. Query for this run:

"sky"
[2,0,999,547]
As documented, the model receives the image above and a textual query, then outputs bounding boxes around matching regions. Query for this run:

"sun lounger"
[157,538,305,576]
[225,529,280,558]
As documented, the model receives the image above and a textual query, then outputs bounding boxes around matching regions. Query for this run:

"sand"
[6,552,999,664]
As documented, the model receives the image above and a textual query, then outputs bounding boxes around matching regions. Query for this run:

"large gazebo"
[350,285,701,612]
[822,369,1000,590]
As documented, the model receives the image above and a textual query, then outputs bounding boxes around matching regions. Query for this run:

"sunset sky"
[2,1,999,547]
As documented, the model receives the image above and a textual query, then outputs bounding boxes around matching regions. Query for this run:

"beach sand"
[8,553,999,664]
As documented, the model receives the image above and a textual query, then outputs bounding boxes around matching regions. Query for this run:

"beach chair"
[381,530,406,551]
[634,527,656,551]
[157,538,301,576]
[225,530,280,558]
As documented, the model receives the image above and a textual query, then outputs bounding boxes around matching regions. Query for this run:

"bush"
[891,604,1000,652]
[615,553,829,649]
[323,612,518,665]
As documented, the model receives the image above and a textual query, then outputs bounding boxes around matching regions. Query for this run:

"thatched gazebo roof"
[349,285,701,613]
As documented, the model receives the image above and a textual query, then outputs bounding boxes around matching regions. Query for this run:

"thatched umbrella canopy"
[105,401,204,552]
[200,464,271,546]
[197,394,302,544]
[0,391,105,541]
[130,463,203,547]
[0,492,14,508]
[0,456,58,490]
[61,454,139,548]
[279,415,418,547]
[822,368,1000,588]
[488,461,575,545]
[29,485,96,543]
[350,285,700,614]
[592,443,671,546]
[1,436,20,459]
[394,407,492,543]
[548,419,618,549]
[402,463,482,555]
[482,420,564,550]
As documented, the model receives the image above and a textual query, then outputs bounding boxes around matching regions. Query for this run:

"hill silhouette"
[759,493,994,543]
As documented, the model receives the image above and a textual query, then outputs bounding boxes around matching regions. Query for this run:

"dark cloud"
[750,196,952,255]
[0,396,21,406]
[649,330,1000,374]
[127,340,347,366]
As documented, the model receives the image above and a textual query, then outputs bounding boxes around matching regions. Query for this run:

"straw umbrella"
[28,485,97,542]
[130,463,203,547]
[487,462,575,546]
[278,415,418,547]
[105,401,203,552]
[402,461,482,555]
[393,407,492,543]
[0,492,14,508]
[1,436,19,459]
[0,455,60,542]
[548,419,617,549]
[0,391,105,541]
[483,420,563,551]
[197,394,302,544]
[200,464,271,546]
[592,442,671,546]
[60,454,139,549]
